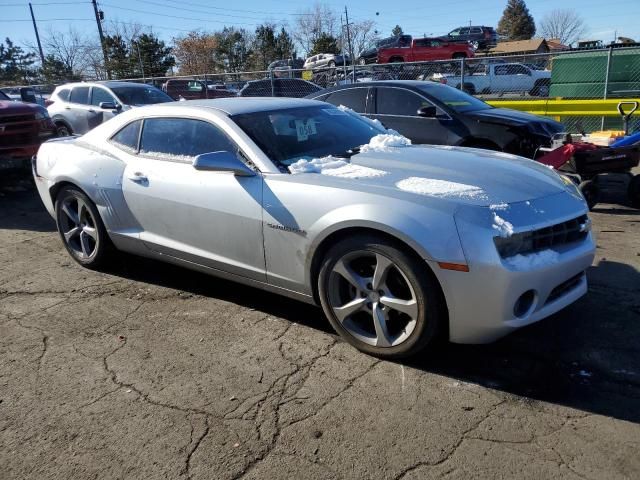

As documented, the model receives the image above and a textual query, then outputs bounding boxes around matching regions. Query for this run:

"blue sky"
[2,0,639,50]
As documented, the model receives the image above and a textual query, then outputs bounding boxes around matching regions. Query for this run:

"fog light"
[514,290,536,318]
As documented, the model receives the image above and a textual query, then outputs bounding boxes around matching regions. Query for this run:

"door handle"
[128,172,148,184]
[88,109,96,113]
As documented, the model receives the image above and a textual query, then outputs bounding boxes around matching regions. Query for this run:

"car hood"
[466,108,564,132]
[286,145,568,207]
[0,100,42,115]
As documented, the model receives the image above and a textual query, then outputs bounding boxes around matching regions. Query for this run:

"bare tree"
[40,27,102,79]
[293,2,338,56]
[346,20,379,57]
[539,9,586,46]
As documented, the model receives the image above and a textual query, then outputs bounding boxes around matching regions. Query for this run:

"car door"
[66,86,92,134]
[121,116,266,281]
[90,86,120,128]
[491,65,510,93]
[371,86,453,145]
[508,64,533,91]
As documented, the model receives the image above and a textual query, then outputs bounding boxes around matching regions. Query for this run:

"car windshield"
[232,105,386,170]
[417,84,492,113]
[111,86,173,105]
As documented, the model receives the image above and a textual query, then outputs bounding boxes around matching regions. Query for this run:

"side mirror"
[192,151,256,177]
[99,101,120,110]
[417,106,437,118]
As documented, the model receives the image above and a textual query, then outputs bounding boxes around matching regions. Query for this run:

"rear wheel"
[318,234,443,358]
[55,122,71,136]
[55,186,114,269]
[530,80,550,97]
[628,174,640,209]
[579,180,600,210]
[452,53,467,59]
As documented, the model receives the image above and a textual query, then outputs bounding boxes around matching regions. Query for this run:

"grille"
[0,114,35,124]
[546,272,585,304]
[0,132,36,147]
[495,215,590,258]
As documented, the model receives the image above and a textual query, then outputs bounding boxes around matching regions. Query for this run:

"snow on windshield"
[288,156,388,179]
[395,177,486,199]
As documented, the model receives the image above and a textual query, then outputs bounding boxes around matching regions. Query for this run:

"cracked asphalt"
[1,172,639,479]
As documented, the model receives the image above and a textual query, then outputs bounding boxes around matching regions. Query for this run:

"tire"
[318,234,443,359]
[628,174,640,209]
[579,180,600,210]
[452,53,467,59]
[358,58,366,65]
[389,57,404,63]
[455,83,476,95]
[530,80,550,97]
[55,122,72,136]
[54,185,114,269]
[328,60,336,69]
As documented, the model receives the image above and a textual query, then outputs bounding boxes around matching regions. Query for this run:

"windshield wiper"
[333,147,361,159]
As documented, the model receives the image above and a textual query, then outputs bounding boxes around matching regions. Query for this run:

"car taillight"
[45,99,54,107]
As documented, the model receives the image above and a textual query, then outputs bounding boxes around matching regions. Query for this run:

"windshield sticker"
[295,119,317,141]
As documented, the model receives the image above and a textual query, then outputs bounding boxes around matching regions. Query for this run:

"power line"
[128,0,271,21]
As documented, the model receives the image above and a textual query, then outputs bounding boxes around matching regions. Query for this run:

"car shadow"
[0,177,56,232]
[105,252,640,425]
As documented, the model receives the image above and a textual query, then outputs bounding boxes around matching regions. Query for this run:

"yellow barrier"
[485,98,640,118]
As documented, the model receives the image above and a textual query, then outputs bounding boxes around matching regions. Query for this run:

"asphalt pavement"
[1,173,639,479]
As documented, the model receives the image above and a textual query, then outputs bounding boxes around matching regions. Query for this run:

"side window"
[376,88,432,117]
[494,65,508,75]
[430,40,442,48]
[449,29,461,36]
[91,87,115,106]
[459,28,470,35]
[110,120,142,152]
[188,81,204,92]
[56,88,70,101]
[510,65,529,75]
[139,118,237,159]
[414,39,428,47]
[472,27,483,34]
[69,86,90,105]
[325,88,368,113]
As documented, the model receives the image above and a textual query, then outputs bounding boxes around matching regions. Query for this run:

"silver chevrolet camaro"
[33,98,595,358]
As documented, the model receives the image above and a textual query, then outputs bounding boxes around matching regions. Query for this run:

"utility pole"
[91,0,110,79]
[29,3,45,66]
[344,6,355,82]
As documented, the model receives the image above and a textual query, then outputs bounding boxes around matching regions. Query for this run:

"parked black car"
[307,81,565,158]
[442,26,498,50]
[239,78,322,98]
[357,35,413,64]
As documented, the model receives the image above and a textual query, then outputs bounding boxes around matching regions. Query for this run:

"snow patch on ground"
[288,156,388,179]
[492,212,514,238]
[504,250,560,271]
[395,177,486,199]
[360,133,412,153]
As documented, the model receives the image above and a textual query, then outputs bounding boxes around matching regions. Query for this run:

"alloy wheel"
[58,195,99,259]
[327,251,418,347]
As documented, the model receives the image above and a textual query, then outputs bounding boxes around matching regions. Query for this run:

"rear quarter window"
[110,120,142,153]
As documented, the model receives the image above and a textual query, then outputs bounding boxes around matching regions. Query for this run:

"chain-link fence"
[3,46,640,134]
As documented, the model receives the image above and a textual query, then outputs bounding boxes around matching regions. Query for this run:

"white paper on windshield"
[295,119,317,141]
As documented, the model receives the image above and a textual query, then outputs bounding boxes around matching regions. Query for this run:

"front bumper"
[434,192,595,344]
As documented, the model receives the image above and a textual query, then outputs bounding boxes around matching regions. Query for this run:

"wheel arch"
[458,137,502,151]
[308,225,450,338]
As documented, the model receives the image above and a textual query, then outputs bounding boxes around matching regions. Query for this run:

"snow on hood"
[395,177,485,200]
[360,133,412,153]
[288,156,388,179]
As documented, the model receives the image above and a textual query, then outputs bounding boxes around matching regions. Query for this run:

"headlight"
[494,231,534,258]
[35,109,50,120]
[559,174,584,200]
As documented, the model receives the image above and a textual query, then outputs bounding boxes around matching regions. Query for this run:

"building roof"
[489,38,549,54]
[546,38,570,51]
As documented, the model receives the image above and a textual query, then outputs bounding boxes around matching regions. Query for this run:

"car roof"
[55,81,156,90]
[310,80,436,96]
[156,97,325,115]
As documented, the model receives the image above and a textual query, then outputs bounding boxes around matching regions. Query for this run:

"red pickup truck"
[0,90,57,171]
[377,37,475,63]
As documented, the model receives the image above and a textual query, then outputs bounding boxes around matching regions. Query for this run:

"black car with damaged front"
[307,80,565,159]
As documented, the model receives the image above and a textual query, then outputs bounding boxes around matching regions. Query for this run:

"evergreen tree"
[497,0,536,40]
[253,24,277,70]
[0,38,36,83]
[392,25,403,37]
[104,35,132,79]
[40,54,78,83]
[310,33,339,55]
[131,33,175,78]
[275,28,296,60]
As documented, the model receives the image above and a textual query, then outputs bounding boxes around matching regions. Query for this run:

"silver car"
[47,81,173,137]
[33,98,595,358]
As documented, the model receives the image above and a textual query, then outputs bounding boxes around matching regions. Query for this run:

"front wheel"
[55,122,71,137]
[55,186,114,269]
[318,235,443,358]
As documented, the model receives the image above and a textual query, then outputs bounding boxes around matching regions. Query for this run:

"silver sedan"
[33,98,595,358]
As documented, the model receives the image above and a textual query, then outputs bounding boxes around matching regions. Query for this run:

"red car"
[0,90,57,171]
[377,37,475,63]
